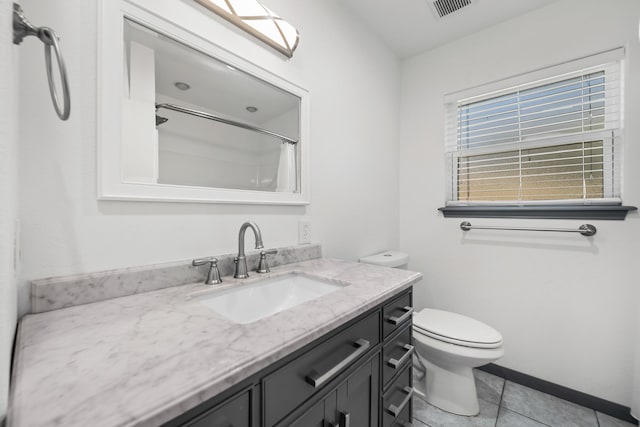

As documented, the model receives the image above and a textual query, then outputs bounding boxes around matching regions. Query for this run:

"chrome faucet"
[234,222,264,278]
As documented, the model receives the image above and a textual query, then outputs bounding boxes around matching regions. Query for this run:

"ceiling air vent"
[429,0,474,18]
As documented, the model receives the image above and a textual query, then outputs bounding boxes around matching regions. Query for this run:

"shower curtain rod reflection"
[155,103,299,145]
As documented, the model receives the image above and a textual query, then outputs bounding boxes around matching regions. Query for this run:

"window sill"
[438,205,637,220]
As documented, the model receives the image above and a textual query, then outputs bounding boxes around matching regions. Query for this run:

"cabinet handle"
[387,306,414,325]
[388,344,414,369]
[339,411,350,427]
[386,386,414,418]
[305,339,370,388]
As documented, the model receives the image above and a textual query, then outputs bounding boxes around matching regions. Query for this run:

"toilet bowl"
[412,309,504,416]
[357,252,504,416]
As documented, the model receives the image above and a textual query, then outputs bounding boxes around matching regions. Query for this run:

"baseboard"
[478,363,638,425]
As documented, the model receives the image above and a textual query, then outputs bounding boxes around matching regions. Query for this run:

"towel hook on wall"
[13,3,70,121]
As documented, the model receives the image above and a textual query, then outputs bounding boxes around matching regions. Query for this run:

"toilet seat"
[413,309,503,349]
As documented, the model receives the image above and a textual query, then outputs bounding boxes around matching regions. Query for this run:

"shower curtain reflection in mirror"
[277,142,297,193]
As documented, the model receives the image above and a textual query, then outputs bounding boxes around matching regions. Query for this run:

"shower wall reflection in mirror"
[123,18,301,193]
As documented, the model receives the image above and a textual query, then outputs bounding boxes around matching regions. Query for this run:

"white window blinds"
[445,49,624,205]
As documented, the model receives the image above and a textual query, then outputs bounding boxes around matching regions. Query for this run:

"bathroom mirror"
[98,0,310,204]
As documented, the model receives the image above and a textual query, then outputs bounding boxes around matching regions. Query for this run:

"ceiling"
[345,0,559,59]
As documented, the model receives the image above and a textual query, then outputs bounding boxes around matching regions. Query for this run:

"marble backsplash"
[31,243,322,313]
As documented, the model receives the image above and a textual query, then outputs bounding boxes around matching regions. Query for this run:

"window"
[441,49,633,219]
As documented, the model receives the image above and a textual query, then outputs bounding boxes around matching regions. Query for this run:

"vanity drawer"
[382,323,413,387]
[263,310,380,426]
[388,402,412,427]
[382,365,413,427]
[383,291,413,338]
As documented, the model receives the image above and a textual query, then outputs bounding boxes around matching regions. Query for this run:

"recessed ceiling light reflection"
[174,81,191,91]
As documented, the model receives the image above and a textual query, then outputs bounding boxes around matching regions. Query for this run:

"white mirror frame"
[97,0,310,204]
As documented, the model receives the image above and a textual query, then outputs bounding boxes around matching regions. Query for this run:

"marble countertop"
[9,258,422,427]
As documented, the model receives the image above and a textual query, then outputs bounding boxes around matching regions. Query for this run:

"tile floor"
[411,369,638,427]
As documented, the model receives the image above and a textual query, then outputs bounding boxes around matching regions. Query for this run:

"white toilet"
[359,251,504,417]
[412,308,504,416]
[359,251,410,269]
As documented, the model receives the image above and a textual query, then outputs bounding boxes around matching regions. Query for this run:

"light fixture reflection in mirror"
[194,0,299,58]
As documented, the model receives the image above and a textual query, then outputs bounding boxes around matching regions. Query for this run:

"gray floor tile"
[596,412,639,427]
[474,369,505,406]
[496,406,550,427]
[412,395,499,427]
[501,381,598,427]
[412,418,430,427]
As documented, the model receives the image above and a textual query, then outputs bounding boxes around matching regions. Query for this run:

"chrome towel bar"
[13,3,70,121]
[460,221,597,236]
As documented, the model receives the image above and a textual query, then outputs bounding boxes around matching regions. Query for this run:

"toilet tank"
[359,251,409,269]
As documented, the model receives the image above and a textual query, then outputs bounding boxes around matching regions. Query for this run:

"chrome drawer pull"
[305,338,370,388]
[387,306,414,325]
[386,386,414,418]
[340,411,350,427]
[388,344,414,369]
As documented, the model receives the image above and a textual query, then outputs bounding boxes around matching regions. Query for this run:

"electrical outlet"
[298,220,311,244]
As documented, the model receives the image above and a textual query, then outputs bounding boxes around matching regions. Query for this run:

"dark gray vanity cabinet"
[287,354,379,427]
[335,354,380,427]
[180,385,259,427]
[288,398,326,427]
[381,292,414,427]
[165,287,413,427]
[263,311,380,426]
[382,365,413,427]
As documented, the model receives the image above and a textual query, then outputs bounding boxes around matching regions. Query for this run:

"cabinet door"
[288,392,337,427]
[184,389,251,427]
[288,399,325,427]
[336,354,379,427]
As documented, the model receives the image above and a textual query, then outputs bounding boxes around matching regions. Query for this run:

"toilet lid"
[359,251,409,268]
[413,309,503,349]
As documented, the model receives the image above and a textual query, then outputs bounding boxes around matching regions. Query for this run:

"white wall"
[399,0,640,406]
[0,0,18,422]
[17,0,400,315]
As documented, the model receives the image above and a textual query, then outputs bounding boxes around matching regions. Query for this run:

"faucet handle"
[192,257,223,285]
[257,249,278,274]
[192,257,215,267]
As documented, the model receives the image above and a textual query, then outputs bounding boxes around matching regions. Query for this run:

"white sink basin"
[194,273,348,324]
